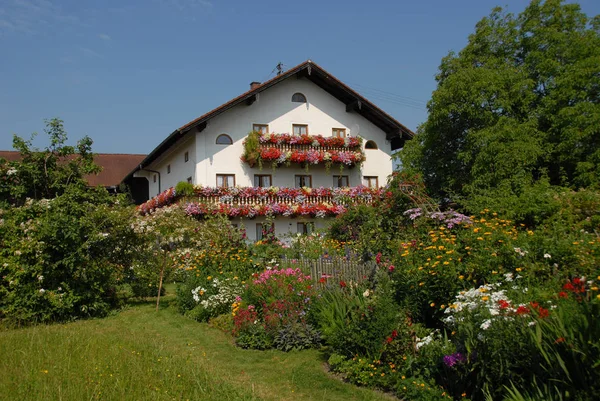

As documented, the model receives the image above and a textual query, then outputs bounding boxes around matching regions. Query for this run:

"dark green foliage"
[400,0,600,216]
[235,324,273,350]
[274,322,321,352]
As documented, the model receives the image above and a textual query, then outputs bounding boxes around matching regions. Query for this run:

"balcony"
[138,186,384,218]
[241,132,366,169]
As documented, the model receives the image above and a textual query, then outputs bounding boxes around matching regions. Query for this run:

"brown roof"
[126,60,415,181]
[0,151,146,187]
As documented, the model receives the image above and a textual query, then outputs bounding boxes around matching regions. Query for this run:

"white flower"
[504,272,514,282]
[363,289,370,297]
[528,321,536,327]
[7,168,17,176]
[543,253,551,259]
[39,289,45,294]
[480,319,492,330]
[14,250,22,256]
[38,275,44,281]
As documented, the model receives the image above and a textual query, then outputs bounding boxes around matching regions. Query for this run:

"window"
[153,174,157,183]
[297,222,314,235]
[256,224,263,241]
[216,134,233,145]
[365,140,378,149]
[295,175,312,188]
[332,128,346,138]
[254,174,272,188]
[216,174,235,188]
[333,175,349,188]
[363,176,379,188]
[167,164,171,174]
[292,93,307,103]
[184,151,189,162]
[187,176,192,184]
[253,124,268,134]
[256,222,274,241]
[293,124,308,135]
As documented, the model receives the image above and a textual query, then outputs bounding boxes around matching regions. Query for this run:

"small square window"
[295,175,312,188]
[187,176,192,184]
[216,174,235,188]
[363,176,378,188]
[167,164,171,174]
[293,124,308,135]
[254,175,272,188]
[256,223,263,241]
[253,124,268,134]
[332,128,346,138]
[184,151,189,162]
[333,175,349,188]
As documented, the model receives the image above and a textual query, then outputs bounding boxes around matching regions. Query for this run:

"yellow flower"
[458,275,464,280]
[430,302,435,307]
[481,296,489,301]
[207,276,212,280]
[516,268,523,272]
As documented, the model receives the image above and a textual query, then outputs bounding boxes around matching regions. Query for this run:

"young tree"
[0,118,100,206]
[401,0,600,217]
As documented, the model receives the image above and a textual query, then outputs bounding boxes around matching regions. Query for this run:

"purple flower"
[443,352,466,368]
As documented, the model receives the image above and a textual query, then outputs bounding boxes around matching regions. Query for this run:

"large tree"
[401,0,600,217]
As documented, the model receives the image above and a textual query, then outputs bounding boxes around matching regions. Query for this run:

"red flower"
[516,305,529,315]
[558,291,568,299]
[497,299,511,309]
[388,264,395,273]
[385,337,393,344]
[339,280,347,288]
[375,252,382,264]
[537,307,549,319]
[391,330,398,339]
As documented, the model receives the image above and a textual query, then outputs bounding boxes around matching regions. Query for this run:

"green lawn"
[0,286,394,401]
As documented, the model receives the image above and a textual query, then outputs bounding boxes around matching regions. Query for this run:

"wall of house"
[137,136,196,197]
[194,76,394,189]
[231,216,329,243]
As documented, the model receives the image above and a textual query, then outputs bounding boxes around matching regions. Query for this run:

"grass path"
[0,291,394,401]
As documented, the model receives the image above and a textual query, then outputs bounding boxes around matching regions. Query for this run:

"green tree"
[0,118,100,206]
[401,0,600,219]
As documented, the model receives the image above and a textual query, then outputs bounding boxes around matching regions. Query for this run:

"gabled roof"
[125,60,415,181]
[1,151,145,187]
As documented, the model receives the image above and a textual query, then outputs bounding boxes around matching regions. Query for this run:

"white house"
[125,60,414,241]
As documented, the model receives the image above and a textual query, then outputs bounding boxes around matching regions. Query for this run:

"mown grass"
[0,285,393,401]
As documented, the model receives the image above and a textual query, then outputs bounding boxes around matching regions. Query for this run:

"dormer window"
[216,134,233,145]
[292,93,307,103]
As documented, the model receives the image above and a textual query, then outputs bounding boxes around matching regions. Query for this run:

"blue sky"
[1,0,599,154]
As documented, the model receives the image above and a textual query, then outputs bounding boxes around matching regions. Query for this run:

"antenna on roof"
[275,62,284,75]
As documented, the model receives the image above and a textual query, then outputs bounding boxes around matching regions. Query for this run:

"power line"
[346,81,428,107]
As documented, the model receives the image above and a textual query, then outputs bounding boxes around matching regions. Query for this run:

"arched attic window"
[365,140,378,150]
[292,93,307,103]
[216,134,233,145]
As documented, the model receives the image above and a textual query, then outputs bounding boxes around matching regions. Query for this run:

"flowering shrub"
[0,188,139,323]
[185,276,243,322]
[233,267,319,351]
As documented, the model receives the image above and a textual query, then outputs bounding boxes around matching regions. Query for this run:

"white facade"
[135,72,403,241]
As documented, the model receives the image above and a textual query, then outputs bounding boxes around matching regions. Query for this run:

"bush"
[0,187,138,323]
[232,267,319,350]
